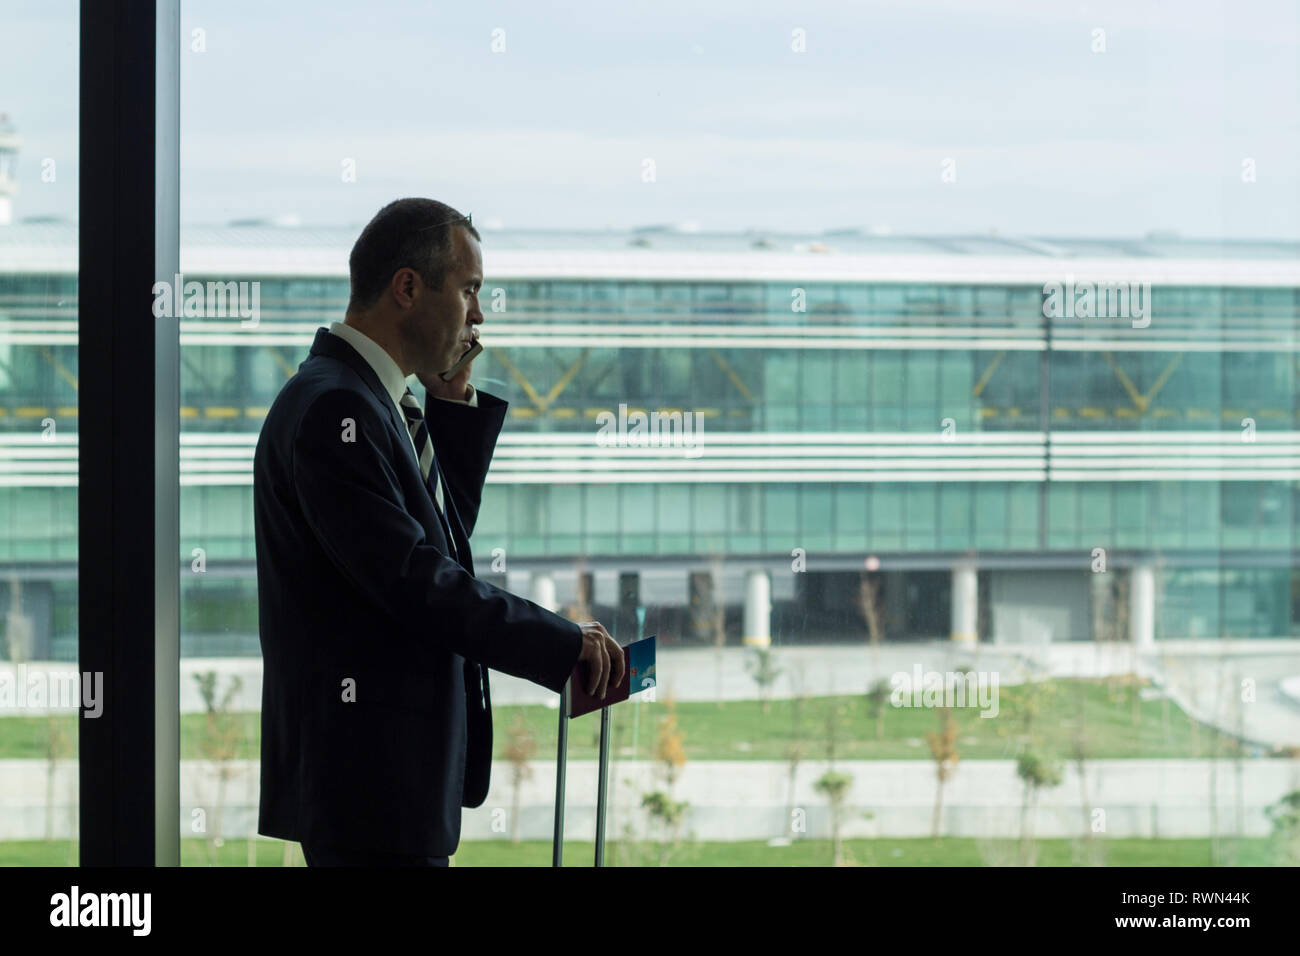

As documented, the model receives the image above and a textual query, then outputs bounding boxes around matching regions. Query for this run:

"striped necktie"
[399,386,458,559]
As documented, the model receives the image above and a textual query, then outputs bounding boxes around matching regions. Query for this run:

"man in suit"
[253,198,623,866]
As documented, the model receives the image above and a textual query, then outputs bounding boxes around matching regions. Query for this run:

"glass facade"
[1,237,1297,647]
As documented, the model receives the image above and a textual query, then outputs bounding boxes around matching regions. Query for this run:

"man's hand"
[417,335,478,402]
[576,621,624,699]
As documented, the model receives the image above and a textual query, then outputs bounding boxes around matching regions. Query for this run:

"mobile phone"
[438,339,483,381]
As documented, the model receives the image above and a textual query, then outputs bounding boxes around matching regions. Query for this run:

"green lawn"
[0,836,1283,867]
[0,677,1252,762]
[535,677,1254,762]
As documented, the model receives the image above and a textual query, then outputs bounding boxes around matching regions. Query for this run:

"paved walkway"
[8,757,1297,842]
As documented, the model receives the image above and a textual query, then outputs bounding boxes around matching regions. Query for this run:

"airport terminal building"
[1,221,1297,657]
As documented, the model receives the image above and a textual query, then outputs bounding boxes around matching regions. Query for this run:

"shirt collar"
[327,321,409,408]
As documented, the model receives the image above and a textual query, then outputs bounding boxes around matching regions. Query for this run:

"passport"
[568,634,656,719]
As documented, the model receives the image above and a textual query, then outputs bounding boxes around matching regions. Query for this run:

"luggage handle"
[552,678,613,867]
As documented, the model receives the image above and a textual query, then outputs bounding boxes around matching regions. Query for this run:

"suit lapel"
[311,328,463,556]
[308,327,417,471]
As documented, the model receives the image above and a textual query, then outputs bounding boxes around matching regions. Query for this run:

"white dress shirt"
[328,318,477,432]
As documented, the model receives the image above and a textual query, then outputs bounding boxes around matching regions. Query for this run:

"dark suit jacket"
[253,327,583,856]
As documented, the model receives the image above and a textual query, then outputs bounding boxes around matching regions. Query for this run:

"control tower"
[0,114,21,226]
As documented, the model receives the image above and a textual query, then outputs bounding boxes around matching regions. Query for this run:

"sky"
[2,0,1298,238]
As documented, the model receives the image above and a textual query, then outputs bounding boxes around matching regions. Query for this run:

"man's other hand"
[576,621,624,699]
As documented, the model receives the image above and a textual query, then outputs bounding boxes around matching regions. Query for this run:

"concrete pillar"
[688,570,720,643]
[531,571,557,613]
[883,572,907,641]
[574,571,594,619]
[950,564,978,644]
[3,577,52,662]
[1089,568,1115,642]
[1129,564,1155,648]
[615,571,640,642]
[743,569,771,647]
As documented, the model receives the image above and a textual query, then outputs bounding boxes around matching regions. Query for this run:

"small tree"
[814,770,853,865]
[638,693,689,865]
[614,777,646,868]
[1016,750,1063,865]
[783,687,809,840]
[1017,673,1057,743]
[502,713,536,843]
[640,791,689,866]
[43,713,70,842]
[653,693,687,788]
[1265,790,1300,866]
[926,707,960,838]
[193,671,244,865]
[865,678,890,742]
[745,647,783,716]
[1069,688,1104,866]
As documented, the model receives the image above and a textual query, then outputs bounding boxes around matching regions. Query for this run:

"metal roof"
[1,220,1298,284]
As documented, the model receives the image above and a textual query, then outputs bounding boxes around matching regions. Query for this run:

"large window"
[4,0,1297,871]
[0,0,79,865]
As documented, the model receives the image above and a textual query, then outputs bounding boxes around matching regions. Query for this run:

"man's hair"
[347,198,481,311]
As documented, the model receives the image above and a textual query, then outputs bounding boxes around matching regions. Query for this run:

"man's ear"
[390,268,417,307]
